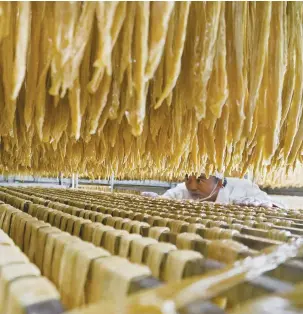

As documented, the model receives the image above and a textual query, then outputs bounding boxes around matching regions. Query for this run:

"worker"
[141,174,287,208]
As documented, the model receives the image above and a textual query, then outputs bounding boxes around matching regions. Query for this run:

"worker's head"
[185,173,221,199]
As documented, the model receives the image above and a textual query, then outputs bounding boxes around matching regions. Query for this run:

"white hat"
[214,171,224,179]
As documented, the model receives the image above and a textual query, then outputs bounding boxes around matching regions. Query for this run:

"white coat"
[141,178,287,209]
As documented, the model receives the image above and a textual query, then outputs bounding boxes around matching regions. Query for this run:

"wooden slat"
[127,275,162,294]
[25,299,64,314]
[273,225,303,236]
[266,259,303,283]
[240,227,269,238]
[217,275,293,309]
[233,234,281,250]
[179,301,225,314]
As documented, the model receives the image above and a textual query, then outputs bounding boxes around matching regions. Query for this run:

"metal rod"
[110,173,114,192]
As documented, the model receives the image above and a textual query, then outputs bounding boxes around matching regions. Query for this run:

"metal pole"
[75,173,79,189]
[71,173,75,189]
[110,173,114,192]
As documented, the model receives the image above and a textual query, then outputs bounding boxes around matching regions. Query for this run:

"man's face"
[185,174,217,199]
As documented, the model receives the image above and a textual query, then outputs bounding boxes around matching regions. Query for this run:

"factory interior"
[1,2,303,314]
